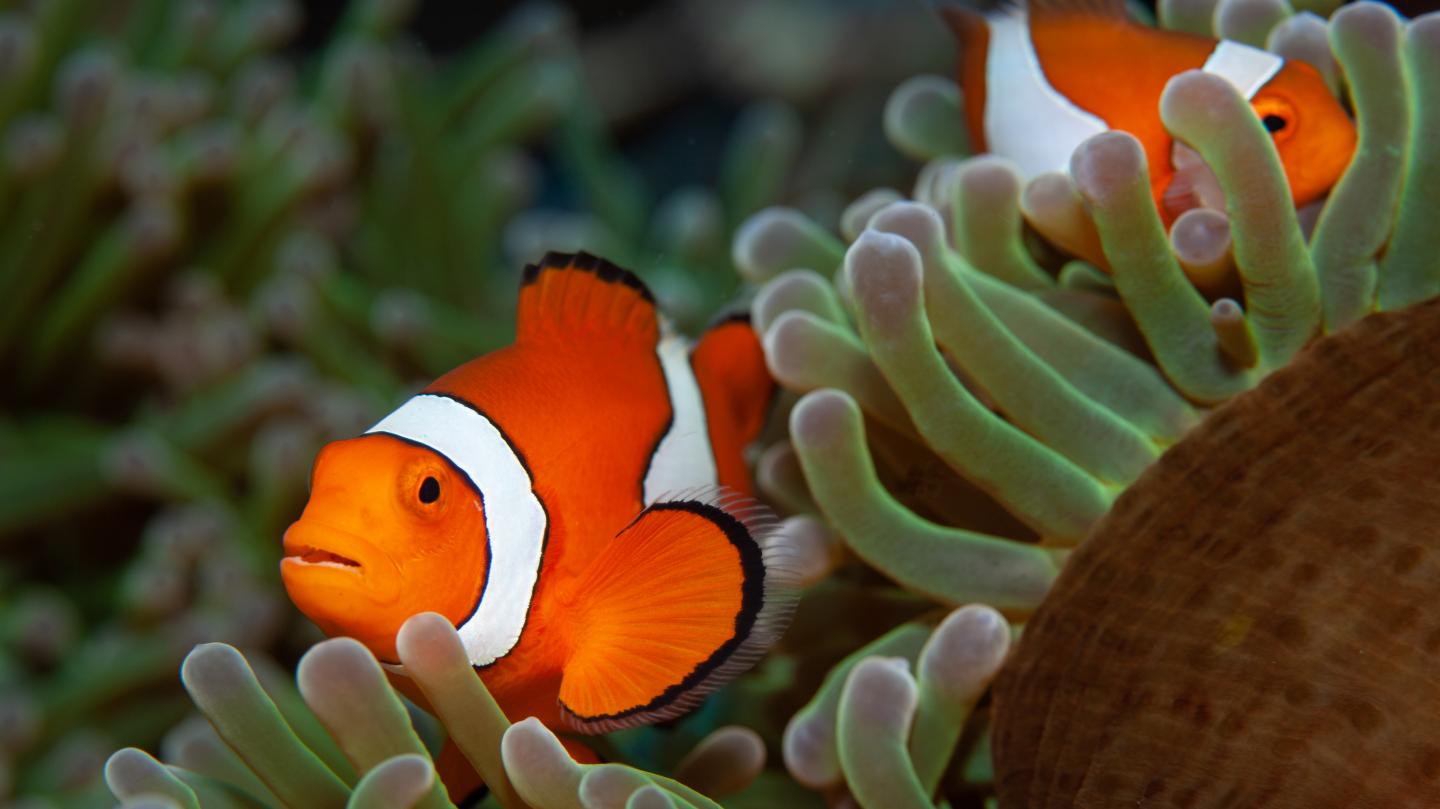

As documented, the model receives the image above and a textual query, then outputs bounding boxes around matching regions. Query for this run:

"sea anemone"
[736,0,1438,805]
[2,1,943,805]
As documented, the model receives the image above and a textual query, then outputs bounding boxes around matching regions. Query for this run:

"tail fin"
[936,3,992,154]
[691,315,775,496]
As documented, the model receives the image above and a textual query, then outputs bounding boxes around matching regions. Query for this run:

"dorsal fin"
[515,251,659,346]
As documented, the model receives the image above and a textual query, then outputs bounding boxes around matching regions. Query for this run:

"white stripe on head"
[642,332,719,504]
[1201,41,1283,100]
[984,7,1109,180]
[366,394,547,668]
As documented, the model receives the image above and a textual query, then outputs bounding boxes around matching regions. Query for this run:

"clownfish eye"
[418,476,440,504]
[1262,114,1288,134]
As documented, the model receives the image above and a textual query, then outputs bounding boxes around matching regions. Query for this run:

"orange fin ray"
[558,489,799,734]
[516,251,660,347]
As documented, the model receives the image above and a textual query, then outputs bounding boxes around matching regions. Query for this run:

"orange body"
[281,253,788,801]
[947,0,1356,214]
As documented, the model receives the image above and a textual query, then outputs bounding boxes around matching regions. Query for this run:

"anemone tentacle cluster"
[0,0,947,806]
[80,0,1440,806]
[734,1,1440,805]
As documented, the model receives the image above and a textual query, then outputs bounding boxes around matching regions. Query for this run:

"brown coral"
[994,297,1440,808]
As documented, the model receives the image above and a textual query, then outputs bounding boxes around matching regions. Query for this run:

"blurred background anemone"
[0,0,950,805]
[3,0,1437,807]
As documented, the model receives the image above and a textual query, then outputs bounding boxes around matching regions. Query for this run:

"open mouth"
[286,544,362,569]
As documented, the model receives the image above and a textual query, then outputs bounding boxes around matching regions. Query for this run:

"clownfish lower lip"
[286,544,362,570]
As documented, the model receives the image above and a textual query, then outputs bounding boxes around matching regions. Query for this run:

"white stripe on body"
[1201,40,1284,100]
[984,6,1109,180]
[642,331,719,505]
[366,394,547,668]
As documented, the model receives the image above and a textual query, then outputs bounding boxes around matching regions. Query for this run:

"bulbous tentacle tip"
[789,388,861,453]
[1160,69,1253,138]
[1171,207,1234,290]
[1267,13,1337,85]
[867,200,947,262]
[956,154,1025,203]
[783,710,841,789]
[395,610,462,668]
[351,754,436,809]
[772,514,841,589]
[1330,0,1405,49]
[884,74,967,161]
[761,309,825,383]
[296,636,380,703]
[732,206,842,284]
[1069,130,1149,207]
[179,642,246,690]
[841,188,905,243]
[840,657,917,734]
[844,229,926,331]
[751,268,844,335]
[675,726,767,799]
[918,605,1012,708]
[1213,0,1292,48]
[1413,11,1440,43]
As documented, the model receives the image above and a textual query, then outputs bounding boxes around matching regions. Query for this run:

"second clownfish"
[281,252,794,797]
[942,0,1357,219]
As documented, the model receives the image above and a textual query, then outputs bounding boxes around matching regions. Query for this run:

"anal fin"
[559,490,798,733]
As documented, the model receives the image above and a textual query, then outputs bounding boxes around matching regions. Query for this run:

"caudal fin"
[691,315,775,495]
[558,489,798,733]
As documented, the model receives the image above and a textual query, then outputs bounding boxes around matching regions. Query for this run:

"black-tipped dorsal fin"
[516,251,659,346]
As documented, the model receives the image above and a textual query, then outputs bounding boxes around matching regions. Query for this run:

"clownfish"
[941,0,1357,219]
[281,253,793,794]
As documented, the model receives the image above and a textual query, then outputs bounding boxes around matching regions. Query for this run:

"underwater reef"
[2,0,1437,806]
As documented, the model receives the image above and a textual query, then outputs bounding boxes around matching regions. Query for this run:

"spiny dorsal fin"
[516,251,659,346]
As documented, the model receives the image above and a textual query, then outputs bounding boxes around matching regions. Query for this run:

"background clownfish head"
[1250,60,1357,209]
[280,434,489,662]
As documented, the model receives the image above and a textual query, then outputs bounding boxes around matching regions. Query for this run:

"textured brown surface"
[993,299,1440,809]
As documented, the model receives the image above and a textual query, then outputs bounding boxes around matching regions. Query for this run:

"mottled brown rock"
[993,298,1440,809]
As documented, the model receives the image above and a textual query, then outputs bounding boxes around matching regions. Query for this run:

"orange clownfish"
[281,253,793,763]
[942,0,1357,219]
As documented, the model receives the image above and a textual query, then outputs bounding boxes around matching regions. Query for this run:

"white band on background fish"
[367,394,547,667]
[1201,41,1284,99]
[642,333,718,504]
[983,7,1108,179]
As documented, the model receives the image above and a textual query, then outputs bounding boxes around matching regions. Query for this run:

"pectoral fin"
[558,490,798,733]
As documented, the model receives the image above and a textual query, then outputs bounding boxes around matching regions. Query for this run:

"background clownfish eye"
[1252,96,1296,143]
[418,475,441,504]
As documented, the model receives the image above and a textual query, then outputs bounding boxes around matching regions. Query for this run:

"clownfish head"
[281,434,489,662]
[1250,60,1357,209]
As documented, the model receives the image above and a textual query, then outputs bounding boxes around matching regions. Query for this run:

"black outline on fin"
[557,488,800,734]
[521,250,655,304]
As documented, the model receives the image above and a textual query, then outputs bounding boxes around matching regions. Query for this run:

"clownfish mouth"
[286,544,362,570]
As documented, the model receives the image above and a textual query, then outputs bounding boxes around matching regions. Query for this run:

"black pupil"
[419,476,440,504]
[1263,114,1287,133]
